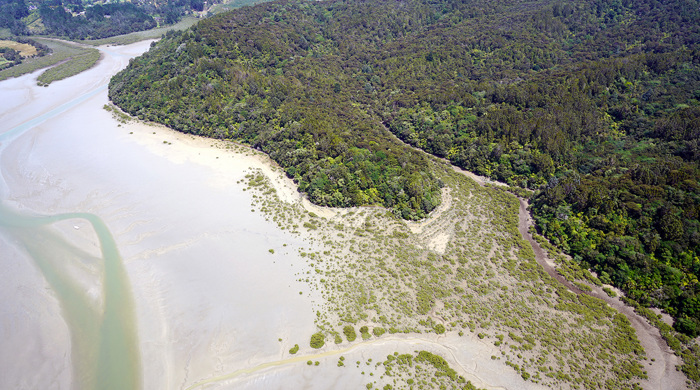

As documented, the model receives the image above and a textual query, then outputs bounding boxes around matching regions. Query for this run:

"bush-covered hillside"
[109,0,700,337]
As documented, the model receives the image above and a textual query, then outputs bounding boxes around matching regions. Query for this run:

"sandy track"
[450,165,687,389]
[184,334,543,390]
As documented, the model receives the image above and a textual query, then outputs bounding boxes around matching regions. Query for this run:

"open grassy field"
[0,40,37,57]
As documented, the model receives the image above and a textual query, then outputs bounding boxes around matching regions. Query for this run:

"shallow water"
[0,49,144,390]
[0,205,139,390]
[0,40,319,390]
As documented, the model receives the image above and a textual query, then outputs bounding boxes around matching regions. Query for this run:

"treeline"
[109,24,443,219]
[38,3,156,40]
[109,0,700,335]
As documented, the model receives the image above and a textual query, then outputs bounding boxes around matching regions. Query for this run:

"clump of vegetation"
[310,332,325,349]
[360,326,371,340]
[360,351,486,390]
[103,103,133,124]
[288,344,299,354]
[603,287,617,298]
[343,325,357,342]
[434,324,446,334]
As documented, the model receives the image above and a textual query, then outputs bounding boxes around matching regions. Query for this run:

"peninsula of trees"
[109,0,700,339]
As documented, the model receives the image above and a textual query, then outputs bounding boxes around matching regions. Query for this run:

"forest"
[37,2,156,40]
[0,0,213,39]
[109,0,700,338]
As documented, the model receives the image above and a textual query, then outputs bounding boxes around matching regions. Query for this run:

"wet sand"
[0,41,318,389]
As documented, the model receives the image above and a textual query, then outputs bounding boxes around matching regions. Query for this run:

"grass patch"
[0,40,37,56]
[310,332,325,349]
[289,344,299,354]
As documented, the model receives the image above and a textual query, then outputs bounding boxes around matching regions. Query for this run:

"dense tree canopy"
[0,0,217,39]
[109,0,700,335]
[38,2,156,40]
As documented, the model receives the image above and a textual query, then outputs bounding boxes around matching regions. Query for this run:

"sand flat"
[0,40,319,389]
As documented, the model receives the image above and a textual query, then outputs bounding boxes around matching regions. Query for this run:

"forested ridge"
[109,0,700,344]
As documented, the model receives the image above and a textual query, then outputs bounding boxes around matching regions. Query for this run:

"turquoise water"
[0,84,141,389]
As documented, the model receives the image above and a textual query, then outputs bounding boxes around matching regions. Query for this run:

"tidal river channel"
[0,43,147,390]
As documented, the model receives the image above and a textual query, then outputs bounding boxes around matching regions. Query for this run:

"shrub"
[602,287,617,297]
[434,324,446,334]
[344,325,357,342]
[310,332,325,349]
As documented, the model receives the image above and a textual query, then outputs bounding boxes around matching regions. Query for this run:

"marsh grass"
[0,38,99,85]
[242,158,649,389]
[350,351,488,390]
